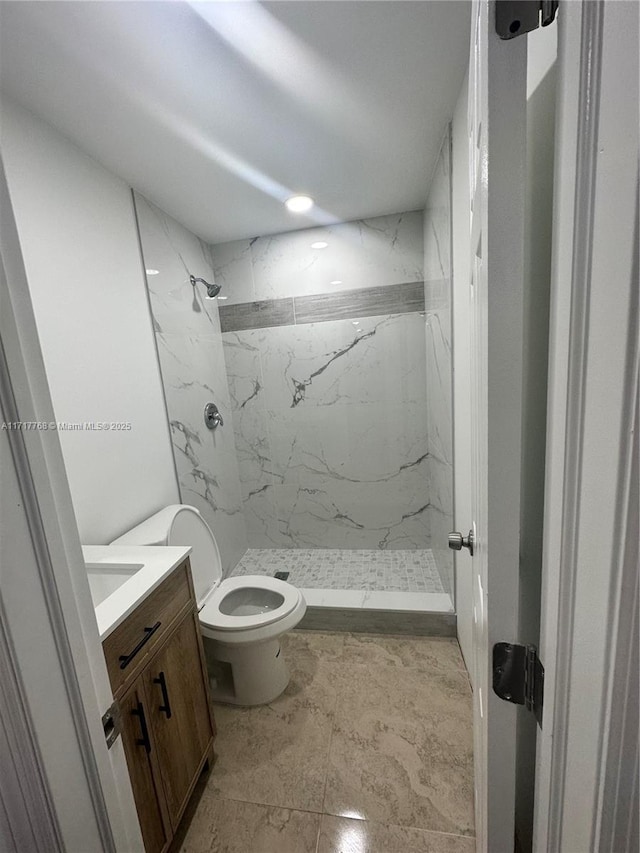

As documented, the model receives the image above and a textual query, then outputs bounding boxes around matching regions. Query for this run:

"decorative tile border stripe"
[219,297,294,332]
[219,281,425,332]
[294,280,425,325]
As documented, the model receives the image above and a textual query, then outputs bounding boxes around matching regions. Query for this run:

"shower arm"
[190,275,221,298]
[190,275,211,288]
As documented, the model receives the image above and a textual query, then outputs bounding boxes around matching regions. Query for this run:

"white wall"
[451,69,473,672]
[0,98,179,543]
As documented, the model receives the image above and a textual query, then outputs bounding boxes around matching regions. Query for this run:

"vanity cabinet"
[103,559,215,853]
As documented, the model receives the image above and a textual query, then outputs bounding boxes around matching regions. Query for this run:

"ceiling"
[0,1,470,244]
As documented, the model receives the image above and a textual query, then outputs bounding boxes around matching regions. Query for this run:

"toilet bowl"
[111,505,306,705]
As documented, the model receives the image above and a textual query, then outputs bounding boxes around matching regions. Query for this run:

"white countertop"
[83,545,192,641]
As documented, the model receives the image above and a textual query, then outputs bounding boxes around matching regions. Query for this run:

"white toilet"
[111,504,306,705]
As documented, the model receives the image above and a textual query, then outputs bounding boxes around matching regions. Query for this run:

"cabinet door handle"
[131,701,151,754]
[153,671,172,719]
[118,622,161,669]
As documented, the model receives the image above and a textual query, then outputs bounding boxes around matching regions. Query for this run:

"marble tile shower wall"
[423,131,454,596]
[133,192,247,575]
[213,211,434,551]
[213,211,425,305]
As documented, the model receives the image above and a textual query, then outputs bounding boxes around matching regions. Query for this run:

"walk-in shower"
[134,129,454,631]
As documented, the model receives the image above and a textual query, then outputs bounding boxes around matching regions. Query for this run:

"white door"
[467,2,528,850]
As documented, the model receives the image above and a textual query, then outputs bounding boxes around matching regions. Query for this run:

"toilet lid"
[199,575,300,631]
[111,504,223,608]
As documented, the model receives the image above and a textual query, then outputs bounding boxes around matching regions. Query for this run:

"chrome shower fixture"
[190,274,222,299]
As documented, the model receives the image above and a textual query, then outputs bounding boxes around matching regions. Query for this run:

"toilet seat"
[200,575,301,632]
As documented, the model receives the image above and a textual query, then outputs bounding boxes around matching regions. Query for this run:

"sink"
[86,562,144,607]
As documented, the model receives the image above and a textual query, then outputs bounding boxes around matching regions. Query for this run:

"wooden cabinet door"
[143,610,214,828]
[119,680,170,853]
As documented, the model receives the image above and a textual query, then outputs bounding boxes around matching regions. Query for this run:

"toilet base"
[203,635,290,706]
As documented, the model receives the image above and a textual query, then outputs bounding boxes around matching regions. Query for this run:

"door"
[143,610,214,828]
[467,2,528,850]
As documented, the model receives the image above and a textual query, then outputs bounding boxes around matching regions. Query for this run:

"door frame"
[534,1,639,850]
[0,155,143,851]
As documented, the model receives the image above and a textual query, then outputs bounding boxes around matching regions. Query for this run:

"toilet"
[111,504,306,705]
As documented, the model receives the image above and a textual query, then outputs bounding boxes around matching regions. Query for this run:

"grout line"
[313,815,322,853]
[318,810,476,840]
[319,691,341,819]
[204,790,326,817]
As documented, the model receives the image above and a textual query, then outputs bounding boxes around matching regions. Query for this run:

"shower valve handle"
[204,402,224,430]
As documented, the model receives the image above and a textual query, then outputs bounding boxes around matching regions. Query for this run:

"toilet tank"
[111,504,223,606]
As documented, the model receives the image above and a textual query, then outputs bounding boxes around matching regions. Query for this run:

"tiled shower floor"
[231,548,446,594]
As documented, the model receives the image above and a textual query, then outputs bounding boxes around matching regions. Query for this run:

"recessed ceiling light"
[217,295,228,300]
[285,195,314,213]
[146,269,160,275]
[331,280,342,285]
[311,241,328,249]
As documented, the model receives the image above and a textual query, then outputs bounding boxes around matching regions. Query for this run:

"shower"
[190,274,222,299]
[134,127,455,633]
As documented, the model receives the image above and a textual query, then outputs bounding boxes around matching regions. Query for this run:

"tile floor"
[179,631,474,853]
[231,549,446,594]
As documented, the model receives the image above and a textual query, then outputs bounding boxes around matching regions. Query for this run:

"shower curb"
[297,606,456,637]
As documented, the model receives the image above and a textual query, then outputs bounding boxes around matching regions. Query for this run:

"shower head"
[190,274,222,299]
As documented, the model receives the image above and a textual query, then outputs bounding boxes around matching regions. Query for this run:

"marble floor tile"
[317,814,476,853]
[207,649,337,812]
[280,629,347,661]
[323,667,474,836]
[186,630,474,849]
[341,633,466,675]
[180,798,320,853]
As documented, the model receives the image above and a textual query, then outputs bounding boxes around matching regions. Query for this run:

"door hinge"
[492,642,544,727]
[102,699,122,750]
[496,0,559,40]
